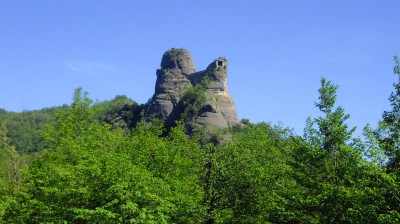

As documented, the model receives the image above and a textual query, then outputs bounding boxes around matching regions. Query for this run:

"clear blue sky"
[1,1,399,135]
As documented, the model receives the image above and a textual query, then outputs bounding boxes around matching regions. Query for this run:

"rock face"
[146,48,238,132]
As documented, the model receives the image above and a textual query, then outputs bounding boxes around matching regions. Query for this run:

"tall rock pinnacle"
[160,48,195,75]
[147,48,238,132]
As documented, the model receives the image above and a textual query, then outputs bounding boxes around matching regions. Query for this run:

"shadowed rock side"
[148,49,194,125]
[146,48,238,132]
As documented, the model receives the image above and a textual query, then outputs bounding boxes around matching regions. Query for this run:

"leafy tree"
[2,88,205,223]
[363,124,388,166]
[377,56,400,171]
[371,56,400,221]
[301,77,386,223]
[200,122,300,223]
[129,121,205,223]
[0,122,31,220]
[93,95,146,131]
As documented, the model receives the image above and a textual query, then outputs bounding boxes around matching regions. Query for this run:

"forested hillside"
[1,58,400,223]
[0,95,148,154]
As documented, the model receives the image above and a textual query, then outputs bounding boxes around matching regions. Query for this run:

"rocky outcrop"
[146,48,238,132]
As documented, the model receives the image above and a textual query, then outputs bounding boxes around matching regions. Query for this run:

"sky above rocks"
[1,0,399,135]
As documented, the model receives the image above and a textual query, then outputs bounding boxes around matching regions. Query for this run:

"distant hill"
[0,96,146,153]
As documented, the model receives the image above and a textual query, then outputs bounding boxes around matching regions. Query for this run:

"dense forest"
[1,57,400,223]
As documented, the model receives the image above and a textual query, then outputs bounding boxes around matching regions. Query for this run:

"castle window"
[217,61,224,66]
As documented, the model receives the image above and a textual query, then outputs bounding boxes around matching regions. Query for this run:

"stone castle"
[146,48,238,132]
